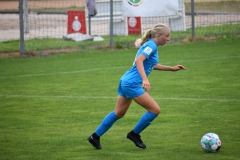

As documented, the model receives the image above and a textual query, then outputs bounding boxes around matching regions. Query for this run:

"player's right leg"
[87,95,132,150]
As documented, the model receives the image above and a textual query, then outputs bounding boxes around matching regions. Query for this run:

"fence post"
[19,0,25,55]
[110,0,114,48]
[23,0,29,33]
[88,17,91,35]
[191,0,195,39]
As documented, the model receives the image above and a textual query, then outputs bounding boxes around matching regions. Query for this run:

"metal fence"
[0,0,239,55]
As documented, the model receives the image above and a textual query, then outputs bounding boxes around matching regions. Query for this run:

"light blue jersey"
[118,39,158,98]
[121,39,158,83]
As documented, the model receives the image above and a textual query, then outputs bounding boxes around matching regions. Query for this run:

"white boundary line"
[0,66,127,79]
[0,56,240,79]
[0,94,239,102]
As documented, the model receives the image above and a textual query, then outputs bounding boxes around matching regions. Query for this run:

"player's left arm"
[154,64,185,71]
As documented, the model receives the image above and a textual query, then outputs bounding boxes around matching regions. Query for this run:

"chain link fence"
[0,0,239,55]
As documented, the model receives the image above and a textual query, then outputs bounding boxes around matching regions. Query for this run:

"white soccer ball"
[134,38,142,48]
[200,133,221,152]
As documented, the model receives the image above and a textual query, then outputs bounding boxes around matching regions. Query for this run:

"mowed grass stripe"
[0,55,239,79]
[0,94,239,102]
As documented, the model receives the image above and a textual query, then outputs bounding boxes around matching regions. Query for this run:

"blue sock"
[133,111,158,134]
[95,111,119,137]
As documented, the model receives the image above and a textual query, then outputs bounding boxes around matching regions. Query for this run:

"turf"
[0,38,240,160]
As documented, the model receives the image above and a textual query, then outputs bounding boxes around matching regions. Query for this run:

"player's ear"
[156,34,161,39]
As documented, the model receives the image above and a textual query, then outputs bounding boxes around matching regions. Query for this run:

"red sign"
[67,10,87,34]
[127,17,142,35]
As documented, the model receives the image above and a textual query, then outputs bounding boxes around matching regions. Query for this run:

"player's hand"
[172,65,185,71]
[142,79,151,92]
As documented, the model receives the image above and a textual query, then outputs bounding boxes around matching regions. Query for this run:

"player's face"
[157,29,170,46]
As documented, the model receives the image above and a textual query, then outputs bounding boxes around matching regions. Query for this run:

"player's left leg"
[127,93,160,148]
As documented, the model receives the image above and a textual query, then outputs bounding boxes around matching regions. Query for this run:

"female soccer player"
[87,23,185,149]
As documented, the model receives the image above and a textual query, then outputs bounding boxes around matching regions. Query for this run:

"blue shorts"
[117,80,145,98]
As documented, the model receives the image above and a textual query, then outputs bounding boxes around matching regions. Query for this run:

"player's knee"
[153,106,161,115]
[115,111,125,118]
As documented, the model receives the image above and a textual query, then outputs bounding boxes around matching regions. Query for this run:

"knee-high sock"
[133,111,158,134]
[95,111,119,137]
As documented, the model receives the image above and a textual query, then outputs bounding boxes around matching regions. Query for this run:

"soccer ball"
[134,38,142,48]
[200,133,221,152]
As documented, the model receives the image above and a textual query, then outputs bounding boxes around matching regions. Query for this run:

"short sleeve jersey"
[121,39,158,84]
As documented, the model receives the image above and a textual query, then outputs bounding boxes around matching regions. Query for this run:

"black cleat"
[127,131,146,149]
[87,135,102,150]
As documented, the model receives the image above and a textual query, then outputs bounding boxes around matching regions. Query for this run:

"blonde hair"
[140,23,170,46]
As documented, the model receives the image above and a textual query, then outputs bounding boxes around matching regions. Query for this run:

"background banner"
[123,0,179,17]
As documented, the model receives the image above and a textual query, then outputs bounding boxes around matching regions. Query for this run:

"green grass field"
[0,38,240,160]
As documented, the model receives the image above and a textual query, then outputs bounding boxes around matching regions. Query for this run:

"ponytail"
[139,23,169,46]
